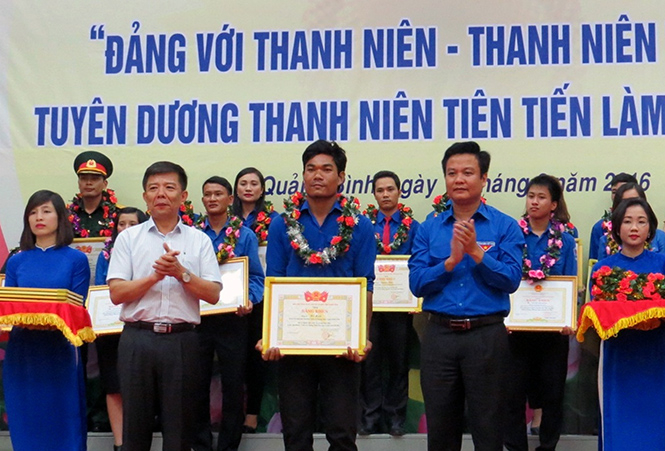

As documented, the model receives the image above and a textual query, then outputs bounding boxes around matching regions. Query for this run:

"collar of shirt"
[440,201,490,224]
[300,199,343,216]
[376,210,401,225]
[146,216,186,237]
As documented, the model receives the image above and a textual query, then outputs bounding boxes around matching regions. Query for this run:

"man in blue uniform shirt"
[408,141,524,451]
[359,170,419,437]
[261,140,376,451]
[192,176,264,451]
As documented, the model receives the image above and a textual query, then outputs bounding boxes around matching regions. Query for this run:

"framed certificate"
[200,256,249,315]
[506,276,578,331]
[0,274,4,287]
[262,277,368,355]
[71,237,107,285]
[86,285,123,334]
[258,243,267,275]
[373,255,422,312]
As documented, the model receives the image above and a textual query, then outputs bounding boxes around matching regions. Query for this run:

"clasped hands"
[446,219,484,270]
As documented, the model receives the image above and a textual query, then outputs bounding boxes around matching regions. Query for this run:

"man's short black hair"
[142,161,188,191]
[302,140,347,173]
[372,171,401,192]
[203,176,233,196]
[441,141,490,175]
[610,172,638,187]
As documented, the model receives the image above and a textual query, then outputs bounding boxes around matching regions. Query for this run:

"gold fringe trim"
[0,313,96,347]
[576,307,665,342]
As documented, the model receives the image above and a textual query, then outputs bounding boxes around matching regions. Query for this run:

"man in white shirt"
[108,161,222,451]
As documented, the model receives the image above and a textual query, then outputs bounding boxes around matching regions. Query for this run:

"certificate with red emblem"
[373,255,422,312]
[262,277,368,355]
[506,276,578,331]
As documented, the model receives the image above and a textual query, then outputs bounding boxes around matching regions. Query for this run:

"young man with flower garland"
[408,141,524,451]
[504,175,577,451]
[588,172,637,261]
[69,150,120,238]
[192,176,265,451]
[359,170,419,437]
[261,140,376,451]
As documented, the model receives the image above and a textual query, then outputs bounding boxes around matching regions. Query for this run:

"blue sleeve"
[589,220,603,260]
[72,251,91,300]
[95,252,109,286]
[654,230,665,254]
[408,222,453,297]
[243,230,265,304]
[266,215,288,277]
[4,254,18,288]
[562,234,578,276]
[473,218,524,293]
[596,235,608,262]
[353,217,377,292]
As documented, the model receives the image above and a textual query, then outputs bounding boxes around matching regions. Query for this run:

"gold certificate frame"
[71,237,108,285]
[87,285,123,335]
[506,276,578,332]
[262,277,368,355]
[373,255,422,312]
[0,274,4,287]
[585,258,598,304]
[200,256,250,315]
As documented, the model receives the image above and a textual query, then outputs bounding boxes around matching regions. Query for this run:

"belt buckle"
[449,319,471,331]
[153,322,172,334]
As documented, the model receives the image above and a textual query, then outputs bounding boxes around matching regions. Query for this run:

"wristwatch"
[181,271,192,283]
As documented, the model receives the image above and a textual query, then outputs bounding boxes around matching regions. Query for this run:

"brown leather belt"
[427,313,504,331]
[125,321,196,334]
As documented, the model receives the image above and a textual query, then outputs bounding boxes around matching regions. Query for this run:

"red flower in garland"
[330,236,343,245]
[344,216,355,227]
[309,254,323,264]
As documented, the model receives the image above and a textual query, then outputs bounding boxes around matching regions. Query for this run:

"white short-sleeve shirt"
[107,218,222,324]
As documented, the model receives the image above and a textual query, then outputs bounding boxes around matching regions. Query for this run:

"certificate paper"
[373,255,421,312]
[506,276,578,331]
[71,237,107,286]
[200,257,249,315]
[258,244,267,276]
[87,285,123,334]
[262,277,367,355]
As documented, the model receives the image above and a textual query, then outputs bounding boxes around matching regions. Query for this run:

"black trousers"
[192,314,248,451]
[279,355,361,451]
[504,332,569,451]
[245,301,267,416]
[421,318,508,451]
[118,325,201,451]
[360,311,411,431]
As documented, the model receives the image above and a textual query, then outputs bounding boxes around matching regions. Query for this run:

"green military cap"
[73,151,113,178]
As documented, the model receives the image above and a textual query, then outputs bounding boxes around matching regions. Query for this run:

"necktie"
[382,217,391,246]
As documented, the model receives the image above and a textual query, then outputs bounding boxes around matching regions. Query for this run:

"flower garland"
[101,237,113,261]
[363,203,414,254]
[251,200,275,244]
[591,265,665,301]
[431,192,487,217]
[179,200,196,226]
[518,215,564,283]
[215,215,244,264]
[283,192,360,265]
[67,189,118,238]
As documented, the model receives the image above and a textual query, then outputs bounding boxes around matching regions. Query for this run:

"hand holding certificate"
[261,277,368,357]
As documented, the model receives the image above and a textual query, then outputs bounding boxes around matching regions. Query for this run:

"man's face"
[610,182,626,202]
[303,154,344,200]
[373,177,400,213]
[444,154,487,206]
[78,173,107,199]
[142,172,187,220]
[202,183,233,216]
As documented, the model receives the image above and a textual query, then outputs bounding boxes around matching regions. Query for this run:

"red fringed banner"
[576,300,665,341]
[0,301,95,346]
